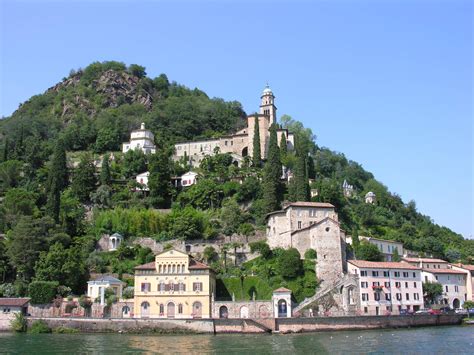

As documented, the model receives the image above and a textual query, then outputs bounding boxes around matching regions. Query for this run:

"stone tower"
[259,84,277,125]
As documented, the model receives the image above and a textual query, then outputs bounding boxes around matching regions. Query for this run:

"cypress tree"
[252,115,261,167]
[294,139,310,201]
[3,137,9,162]
[47,138,68,223]
[100,154,111,186]
[71,153,97,203]
[262,124,282,213]
[279,132,287,159]
[307,155,316,180]
[148,147,173,208]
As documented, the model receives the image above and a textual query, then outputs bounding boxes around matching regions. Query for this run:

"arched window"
[178,304,183,314]
[163,265,167,273]
[170,282,175,291]
[159,282,165,292]
[158,265,162,273]
[159,304,164,315]
[177,265,181,273]
[172,264,176,273]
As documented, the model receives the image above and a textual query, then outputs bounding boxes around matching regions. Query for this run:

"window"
[362,293,369,301]
[383,271,389,277]
[169,282,175,291]
[361,282,368,288]
[414,293,419,300]
[158,265,162,273]
[374,293,381,301]
[385,293,391,301]
[159,282,165,292]
[178,304,183,314]
[172,265,176,273]
[455,286,459,292]
[445,285,448,292]
[395,282,401,288]
[364,307,368,314]
[405,282,409,288]
[396,293,402,301]
[179,282,185,292]
[177,265,181,273]
[159,304,164,315]
[310,209,317,217]
[406,293,410,301]
[298,221,302,229]
[372,271,379,277]
[394,271,400,277]
[435,276,438,281]
[413,272,416,278]
[372,282,380,287]
[361,271,368,277]
[193,282,203,292]
[403,272,409,278]
[141,283,151,292]
[385,282,390,288]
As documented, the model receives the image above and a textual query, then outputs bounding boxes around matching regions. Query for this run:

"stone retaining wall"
[275,314,464,333]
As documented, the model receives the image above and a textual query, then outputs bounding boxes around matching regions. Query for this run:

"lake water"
[1,325,473,354]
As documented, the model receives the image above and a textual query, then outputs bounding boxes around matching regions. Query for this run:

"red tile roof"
[402,257,448,263]
[188,258,210,270]
[422,268,468,275]
[134,261,155,270]
[452,264,474,271]
[287,202,335,209]
[348,260,420,270]
[273,287,292,293]
[0,298,30,307]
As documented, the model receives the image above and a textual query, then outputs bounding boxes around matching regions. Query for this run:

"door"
[240,306,249,318]
[141,302,150,318]
[193,302,202,318]
[167,302,175,318]
[219,306,228,319]
[278,300,287,318]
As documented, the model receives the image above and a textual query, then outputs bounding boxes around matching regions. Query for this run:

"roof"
[291,217,340,235]
[422,268,468,275]
[273,287,291,293]
[366,237,403,245]
[134,261,155,270]
[0,298,30,307]
[265,201,335,219]
[452,264,474,271]
[188,258,210,270]
[348,260,420,270]
[89,275,123,283]
[402,257,448,263]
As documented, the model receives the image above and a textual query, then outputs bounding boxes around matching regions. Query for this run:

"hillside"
[0,60,472,299]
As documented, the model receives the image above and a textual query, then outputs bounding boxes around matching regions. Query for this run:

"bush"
[28,281,59,305]
[79,295,92,309]
[10,312,27,332]
[0,283,16,297]
[29,320,52,334]
[304,249,317,260]
[53,326,78,334]
[122,287,134,299]
[249,241,272,259]
[276,248,303,279]
[238,223,254,236]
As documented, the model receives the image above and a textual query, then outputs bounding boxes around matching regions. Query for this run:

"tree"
[100,154,111,186]
[220,199,244,235]
[252,116,261,167]
[148,148,173,208]
[423,281,443,305]
[203,246,217,263]
[0,160,23,190]
[46,138,68,223]
[307,155,316,180]
[293,140,310,201]
[262,124,282,213]
[2,137,9,162]
[277,248,303,278]
[28,281,59,304]
[128,64,146,78]
[355,241,383,261]
[392,248,401,262]
[122,149,147,178]
[249,241,272,259]
[279,132,287,159]
[71,153,97,203]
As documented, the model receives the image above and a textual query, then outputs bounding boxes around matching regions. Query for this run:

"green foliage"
[463,301,474,310]
[203,246,218,263]
[0,160,23,190]
[262,124,282,214]
[177,178,224,210]
[279,132,288,159]
[423,281,443,304]
[122,287,134,299]
[46,138,68,222]
[29,320,52,334]
[53,326,78,334]
[391,247,401,262]
[167,207,215,240]
[10,312,27,332]
[355,241,383,261]
[0,283,16,297]
[148,147,173,208]
[79,295,93,308]
[71,153,97,203]
[277,248,303,279]
[28,280,59,304]
[128,64,146,78]
[304,249,317,260]
[122,149,147,178]
[249,241,272,259]
[252,116,261,167]
[100,154,111,185]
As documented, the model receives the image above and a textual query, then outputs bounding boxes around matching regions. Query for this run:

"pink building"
[348,260,424,316]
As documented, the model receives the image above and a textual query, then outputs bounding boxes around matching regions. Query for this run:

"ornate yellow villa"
[133,249,216,318]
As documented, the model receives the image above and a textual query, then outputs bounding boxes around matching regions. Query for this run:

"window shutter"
[165,284,169,291]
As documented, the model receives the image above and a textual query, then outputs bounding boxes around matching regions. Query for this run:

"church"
[173,85,295,167]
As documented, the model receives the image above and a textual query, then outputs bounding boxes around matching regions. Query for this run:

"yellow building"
[133,249,216,319]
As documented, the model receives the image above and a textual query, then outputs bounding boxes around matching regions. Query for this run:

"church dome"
[262,84,273,95]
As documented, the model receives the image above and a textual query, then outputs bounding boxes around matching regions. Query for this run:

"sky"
[0,0,472,238]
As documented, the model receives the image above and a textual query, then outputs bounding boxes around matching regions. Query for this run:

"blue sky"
[1,0,472,238]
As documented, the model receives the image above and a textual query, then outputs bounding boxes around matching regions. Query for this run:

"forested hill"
[0,60,246,153]
[0,61,472,297]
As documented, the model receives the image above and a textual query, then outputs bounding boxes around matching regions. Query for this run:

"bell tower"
[259,84,277,125]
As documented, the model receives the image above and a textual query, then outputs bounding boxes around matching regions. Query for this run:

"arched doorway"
[453,298,460,309]
[192,301,202,318]
[141,301,150,317]
[240,306,249,318]
[242,147,248,157]
[103,306,111,318]
[122,306,130,318]
[259,305,269,318]
[219,306,228,319]
[278,300,287,318]
[167,302,175,318]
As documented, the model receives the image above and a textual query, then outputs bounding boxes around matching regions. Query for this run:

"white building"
[272,287,292,318]
[365,191,376,204]
[136,171,150,191]
[348,260,424,315]
[87,275,124,305]
[108,233,123,251]
[342,180,354,197]
[122,123,156,154]
[346,236,404,261]
[181,171,199,187]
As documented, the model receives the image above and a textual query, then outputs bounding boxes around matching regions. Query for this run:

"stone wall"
[212,300,273,319]
[26,317,215,333]
[275,314,464,333]
[27,300,134,319]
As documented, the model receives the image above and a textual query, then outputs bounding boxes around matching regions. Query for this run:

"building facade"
[451,264,474,302]
[348,260,424,315]
[122,123,157,154]
[173,86,294,167]
[266,202,346,284]
[421,269,468,309]
[87,275,124,305]
[134,249,216,319]
[346,236,404,261]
